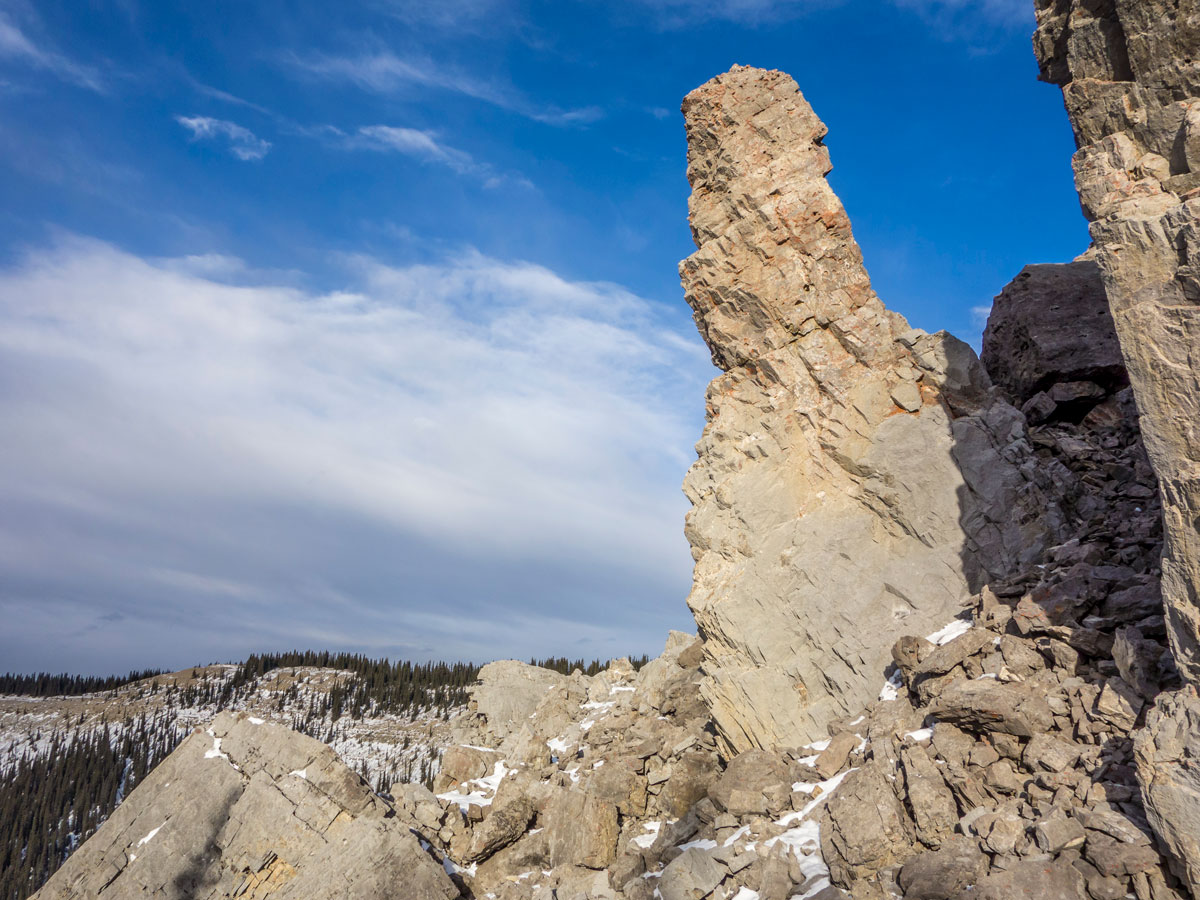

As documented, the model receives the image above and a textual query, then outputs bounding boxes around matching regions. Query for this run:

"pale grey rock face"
[679,64,1065,753]
[1034,0,1200,686]
[1135,686,1200,895]
[1034,4,1200,888]
[460,659,568,747]
[31,712,458,900]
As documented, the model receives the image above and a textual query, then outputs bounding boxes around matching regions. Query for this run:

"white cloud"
[0,236,712,672]
[351,125,477,174]
[286,50,603,126]
[176,115,272,161]
[0,13,104,91]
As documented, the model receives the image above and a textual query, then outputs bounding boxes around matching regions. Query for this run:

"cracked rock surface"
[30,713,458,900]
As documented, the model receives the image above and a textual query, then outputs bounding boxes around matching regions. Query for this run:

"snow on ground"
[926,616,972,646]
[437,760,511,811]
[633,821,661,849]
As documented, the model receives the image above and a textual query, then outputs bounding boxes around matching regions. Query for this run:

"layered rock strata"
[679,65,1066,753]
[1033,3,1200,890]
[32,713,457,900]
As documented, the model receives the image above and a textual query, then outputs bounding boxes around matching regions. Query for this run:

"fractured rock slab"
[31,713,457,900]
[982,259,1126,407]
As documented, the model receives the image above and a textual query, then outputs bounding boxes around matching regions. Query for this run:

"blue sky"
[0,0,1085,675]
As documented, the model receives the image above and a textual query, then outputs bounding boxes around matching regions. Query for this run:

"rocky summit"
[34,3,1200,899]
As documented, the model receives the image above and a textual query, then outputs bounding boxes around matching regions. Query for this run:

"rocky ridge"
[31,713,458,900]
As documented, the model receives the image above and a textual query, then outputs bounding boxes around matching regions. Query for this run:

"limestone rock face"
[982,259,1126,407]
[1034,0,1200,686]
[679,65,1064,753]
[31,713,457,900]
[1135,685,1200,895]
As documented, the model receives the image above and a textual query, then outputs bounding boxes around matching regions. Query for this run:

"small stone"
[1033,808,1086,853]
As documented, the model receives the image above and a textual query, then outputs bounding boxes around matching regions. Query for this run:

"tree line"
[529,655,650,676]
[0,670,167,698]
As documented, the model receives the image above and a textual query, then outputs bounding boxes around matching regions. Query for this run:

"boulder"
[981,260,1125,407]
[819,761,915,886]
[658,848,726,900]
[967,856,1089,899]
[543,789,619,870]
[708,748,791,815]
[467,660,569,744]
[929,679,1055,738]
[897,837,986,899]
[465,794,534,862]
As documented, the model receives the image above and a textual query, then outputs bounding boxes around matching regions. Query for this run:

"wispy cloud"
[632,0,842,27]
[0,13,104,91]
[370,0,505,29]
[176,115,272,161]
[350,125,477,174]
[892,0,1032,29]
[286,50,603,126]
[0,236,711,672]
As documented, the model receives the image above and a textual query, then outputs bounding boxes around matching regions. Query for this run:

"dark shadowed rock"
[982,260,1124,407]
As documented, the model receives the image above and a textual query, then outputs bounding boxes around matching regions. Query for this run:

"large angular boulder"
[463,659,568,744]
[31,713,457,900]
[981,259,1126,406]
[679,64,1065,753]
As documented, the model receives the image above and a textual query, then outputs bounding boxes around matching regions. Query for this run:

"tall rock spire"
[679,65,1064,754]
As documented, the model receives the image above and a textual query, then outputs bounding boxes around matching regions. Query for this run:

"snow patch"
[632,821,661,849]
[926,617,972,646]
[437,760,510,811]
[879,670,904,702]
